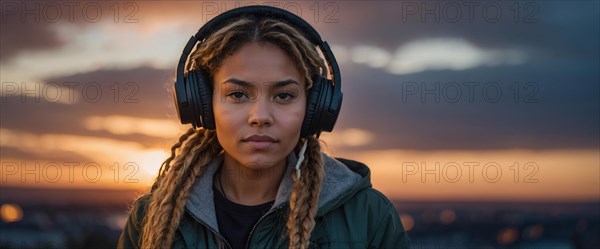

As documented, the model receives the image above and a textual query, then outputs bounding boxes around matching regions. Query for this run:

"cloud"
[338,39,527,75]
[386,38,526,74]
[0,21,188,84]
[84,115,181,138]
[0,128,169,180]
[0,66,183,150]
[351,45,392,68]
[0,146,92,162]
[0,13,66,63]
[0,0,200,82]
[0,82,80,104]
[0,128,146,161]
[320,128,374,148]
[332,62,599,151]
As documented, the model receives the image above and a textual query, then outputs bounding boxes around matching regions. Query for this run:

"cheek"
[277,106,306,132]
[279,94,307,133]
[212,98,240,134]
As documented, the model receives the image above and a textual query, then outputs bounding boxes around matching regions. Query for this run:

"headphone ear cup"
[174,75,194,126]
[320,78,339,132]
[301,75,326,138]
[189,69,216,130]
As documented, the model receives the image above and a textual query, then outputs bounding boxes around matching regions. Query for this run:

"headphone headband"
[196,6,323,44]
[174,5,342,137]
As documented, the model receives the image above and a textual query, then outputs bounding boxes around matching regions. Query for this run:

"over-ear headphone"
[173,5,342,138]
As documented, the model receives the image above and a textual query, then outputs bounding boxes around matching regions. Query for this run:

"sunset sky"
[1,1,598,202]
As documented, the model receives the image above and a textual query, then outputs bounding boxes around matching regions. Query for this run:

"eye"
[226,91,249,101]
[274,92,296,101]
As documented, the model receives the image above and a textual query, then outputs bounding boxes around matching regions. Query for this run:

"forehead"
[214,42,305,88]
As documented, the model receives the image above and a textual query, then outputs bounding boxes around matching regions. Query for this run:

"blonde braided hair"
[140,16,328,249]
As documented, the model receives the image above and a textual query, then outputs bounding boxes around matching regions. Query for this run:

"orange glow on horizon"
[339,148,599,202]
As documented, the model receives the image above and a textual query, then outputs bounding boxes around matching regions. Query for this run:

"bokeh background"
[1,1,598,248]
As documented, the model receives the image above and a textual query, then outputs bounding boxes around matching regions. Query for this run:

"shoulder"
[327,156,399,225]
[129,193,152,225]
[332,182,410,247]
[325,155,396,217]
[117,193,152,249]
[346,187,397,221]
[314,185,407,247]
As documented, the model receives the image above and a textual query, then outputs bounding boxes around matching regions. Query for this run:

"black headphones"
[173,5,342,138]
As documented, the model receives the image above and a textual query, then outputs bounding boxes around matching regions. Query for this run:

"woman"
[118,6,410,249]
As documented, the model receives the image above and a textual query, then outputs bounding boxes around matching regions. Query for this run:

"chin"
[240,155,281,169]
[224,143,293,170]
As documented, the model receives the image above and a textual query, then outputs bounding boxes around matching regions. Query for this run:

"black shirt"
[213,184,275,249]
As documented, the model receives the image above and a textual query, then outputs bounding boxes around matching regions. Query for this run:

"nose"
[247,97,273,127]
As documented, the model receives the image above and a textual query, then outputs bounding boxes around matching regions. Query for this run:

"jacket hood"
[184,151,371,233]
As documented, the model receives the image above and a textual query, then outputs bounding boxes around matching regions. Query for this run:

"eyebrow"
[221,78,300,88]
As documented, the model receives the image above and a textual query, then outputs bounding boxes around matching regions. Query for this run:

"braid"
[153,127,196,190]
[140,128,222,248]
[287,136,324,249]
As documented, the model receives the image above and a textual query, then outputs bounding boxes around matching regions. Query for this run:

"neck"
[218,154,287,206]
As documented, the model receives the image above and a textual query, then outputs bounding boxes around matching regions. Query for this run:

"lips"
[243,134,278,150]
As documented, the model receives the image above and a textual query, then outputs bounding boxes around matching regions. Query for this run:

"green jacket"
[118,152,410,249]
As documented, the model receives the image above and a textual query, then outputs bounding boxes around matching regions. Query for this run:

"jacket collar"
[185,151,365,233]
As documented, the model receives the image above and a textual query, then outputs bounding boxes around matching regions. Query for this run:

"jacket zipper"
[187,211,233,249]
[245,205,284,249]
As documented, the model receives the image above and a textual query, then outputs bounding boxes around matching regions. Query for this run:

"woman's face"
[213,42,306,170]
